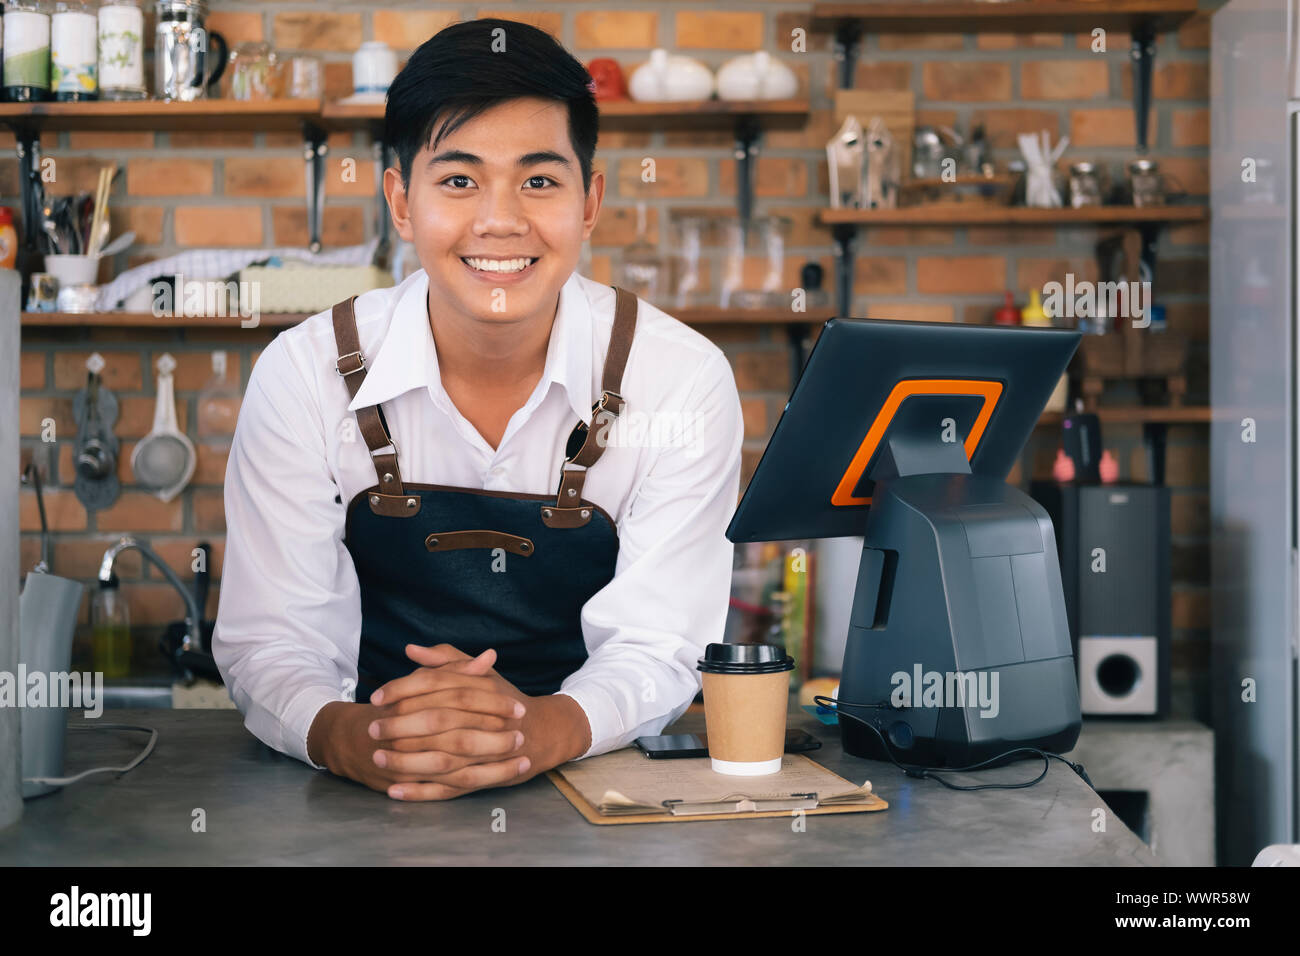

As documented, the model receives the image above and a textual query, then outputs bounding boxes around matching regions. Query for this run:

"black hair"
[384,18,599,194]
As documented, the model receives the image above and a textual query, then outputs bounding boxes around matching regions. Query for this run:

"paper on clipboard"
[551,747,875,818]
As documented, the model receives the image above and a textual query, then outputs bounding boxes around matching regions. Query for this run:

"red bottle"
[993,291,1020,325]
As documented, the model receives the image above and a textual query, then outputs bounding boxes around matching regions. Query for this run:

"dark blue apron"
[330,287,638,701]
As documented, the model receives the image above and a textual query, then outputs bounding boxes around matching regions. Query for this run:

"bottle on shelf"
[3,0,52,103]
[52,0,98,101]
[91,572,132,679]
[1020,287,1053,327]
[993,291,1020,325]
[96,0,144,100]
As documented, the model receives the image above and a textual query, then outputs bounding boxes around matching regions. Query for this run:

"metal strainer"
[132,353,196,501]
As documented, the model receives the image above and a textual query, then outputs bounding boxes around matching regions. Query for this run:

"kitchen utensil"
[86,165,116,257]
[98,229,134,257]
[72,360,122,511]
[196,350,239,435]
[132,353,196,501]
[628,48,714,102]
[1018,130,1069,208]
[154,0,228,102]
[18,464,85,799]
[716,50,798,101]
[670,213,710,309]
[1127,158,1165,207]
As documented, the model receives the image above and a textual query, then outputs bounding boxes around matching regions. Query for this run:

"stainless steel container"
[153,0,227,102]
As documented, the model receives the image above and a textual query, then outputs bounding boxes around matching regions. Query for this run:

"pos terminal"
[727,318,1083,767]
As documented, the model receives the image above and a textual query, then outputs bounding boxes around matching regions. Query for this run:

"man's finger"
[373,658,513,708]
[402,643,494,670]
[382,706,517,748]
[375,728,523,772]
[388,755,532,801]
[370,690,524,739]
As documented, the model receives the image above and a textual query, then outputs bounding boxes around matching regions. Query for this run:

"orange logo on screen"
[831,378,1004,507]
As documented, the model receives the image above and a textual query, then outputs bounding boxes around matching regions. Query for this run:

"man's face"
[385,96,603,330]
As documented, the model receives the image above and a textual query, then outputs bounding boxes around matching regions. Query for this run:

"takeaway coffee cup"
[697,642,794,776]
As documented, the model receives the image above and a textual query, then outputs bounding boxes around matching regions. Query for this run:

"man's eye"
[525,175,555,189]
[442,175,474,189]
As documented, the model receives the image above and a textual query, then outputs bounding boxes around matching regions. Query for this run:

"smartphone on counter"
[633,729,821,759]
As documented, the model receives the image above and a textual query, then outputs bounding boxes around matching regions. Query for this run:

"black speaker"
[1030,482,1171,717]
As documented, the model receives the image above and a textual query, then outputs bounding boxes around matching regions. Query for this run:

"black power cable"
[813,694,1093,792]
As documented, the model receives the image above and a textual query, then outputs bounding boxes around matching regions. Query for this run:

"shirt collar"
[347,270,595,428]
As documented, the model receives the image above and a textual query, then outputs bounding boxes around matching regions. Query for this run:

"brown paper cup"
[701,669,789,775]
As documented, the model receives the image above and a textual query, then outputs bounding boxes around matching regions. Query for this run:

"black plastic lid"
[697,642,794,675]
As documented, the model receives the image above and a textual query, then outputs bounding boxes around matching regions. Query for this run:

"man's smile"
[460,255,541,280]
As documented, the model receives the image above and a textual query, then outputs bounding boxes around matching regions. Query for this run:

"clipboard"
[548,749,889,825]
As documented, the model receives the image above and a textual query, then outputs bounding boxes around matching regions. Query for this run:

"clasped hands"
[312,643,575,801]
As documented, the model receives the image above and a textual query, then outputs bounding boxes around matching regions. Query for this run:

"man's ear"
[581,169,605,242]
[384,166,415,242]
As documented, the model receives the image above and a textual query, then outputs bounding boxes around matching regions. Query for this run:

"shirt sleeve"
[212,338,360,770]
[556,349,742,758]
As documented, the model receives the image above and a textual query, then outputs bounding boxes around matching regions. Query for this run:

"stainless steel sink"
[101,677,173,709]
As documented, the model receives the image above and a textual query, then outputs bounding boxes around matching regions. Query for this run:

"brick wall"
[11,1,1216,719]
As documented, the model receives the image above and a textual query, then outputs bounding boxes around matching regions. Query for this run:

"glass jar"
[283,53,321,99]
[616,202,664,303]
[97,0,144,99]
[720,215,791,309]
[1127,158,1164,207]
[1068,161,1103,208]
[52,0,97,100]
[670,213,711,310]
[227,40,279,101]
[4,0,52,102]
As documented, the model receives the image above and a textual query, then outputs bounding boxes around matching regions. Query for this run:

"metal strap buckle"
[595,390,624,417]
[369,438,398,460]
[335,351,366,376]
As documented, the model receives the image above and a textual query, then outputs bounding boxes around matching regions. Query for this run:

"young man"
[213,19,743,801]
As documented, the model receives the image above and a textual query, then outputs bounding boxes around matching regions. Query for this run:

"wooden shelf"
[820,204,1208,227]
[0,98,323,132]
[1037,405,1211,426]
[20,308,834,329]
[21,311,310,328]
[810,1,1199,33]
[320,97,812,131]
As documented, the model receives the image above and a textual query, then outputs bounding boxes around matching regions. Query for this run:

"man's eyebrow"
[517,151,572,168]
[426,149,482,168]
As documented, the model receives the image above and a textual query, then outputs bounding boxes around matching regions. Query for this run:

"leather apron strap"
[544,285,637,528]
[330,286,638,525]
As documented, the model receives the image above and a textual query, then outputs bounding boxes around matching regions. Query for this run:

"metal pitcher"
[154,0,229,102]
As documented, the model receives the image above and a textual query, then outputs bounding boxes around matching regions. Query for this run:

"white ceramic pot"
[353,41,397,95]
[716,51,798,101]
[628,48,714,102]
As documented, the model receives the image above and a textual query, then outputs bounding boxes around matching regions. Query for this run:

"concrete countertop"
[0,706,1156,865]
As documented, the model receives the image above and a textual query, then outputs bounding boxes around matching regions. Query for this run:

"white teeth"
[463,257,534,274]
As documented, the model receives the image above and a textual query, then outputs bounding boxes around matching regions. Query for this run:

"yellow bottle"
[1021,288,1052,327]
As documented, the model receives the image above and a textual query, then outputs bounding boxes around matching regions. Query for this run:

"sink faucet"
[98,536,204,655]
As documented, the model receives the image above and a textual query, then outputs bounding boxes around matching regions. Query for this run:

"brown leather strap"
[546,285,638,527]
[331,295,409,507]
[425,530,535,556]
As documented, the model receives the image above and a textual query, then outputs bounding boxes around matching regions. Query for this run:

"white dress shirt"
[213,269,743,770]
